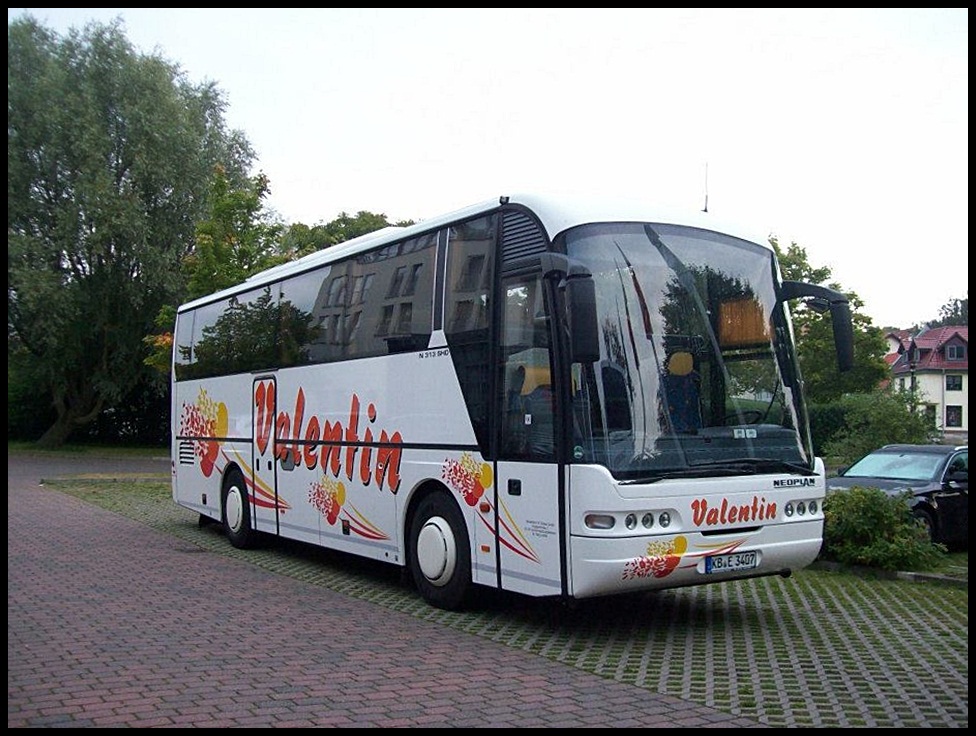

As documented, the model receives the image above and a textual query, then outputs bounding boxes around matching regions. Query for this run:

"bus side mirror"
[537,253,600,365]
[566,274,599,364]
[829,299,854,372]
[780,280,854,372]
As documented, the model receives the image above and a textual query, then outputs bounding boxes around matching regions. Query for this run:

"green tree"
[821,389,938,466]
[143,166,284,374]
[276,211,415,261]
[183,167,285,299]
[928,294,968,327]
[771,237,889,403]
[317,211,413,249]
[278,222,337,260]
[8,15,253,447]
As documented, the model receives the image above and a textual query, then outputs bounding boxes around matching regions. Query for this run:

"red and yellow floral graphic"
[440,453,540,564]
[441,453,492,506]
[180,389,289,514]
[309,476,346,525]
[308,475,388,540]
[623,536,688,579]
[179,389,228,478]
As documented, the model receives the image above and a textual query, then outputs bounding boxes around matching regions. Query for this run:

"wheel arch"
[403,479,475,610]
[220,461,260,550]
[910,500,939,542]
[220,460,247,501]
[403,478,462,556]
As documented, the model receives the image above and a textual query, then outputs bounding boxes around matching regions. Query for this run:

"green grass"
[933,549,968,579]
[8,440,167,457]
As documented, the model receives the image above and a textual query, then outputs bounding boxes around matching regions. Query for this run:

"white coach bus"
[171,193,854,610]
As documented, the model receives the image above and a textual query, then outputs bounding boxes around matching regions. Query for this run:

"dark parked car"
[827,444,968,549]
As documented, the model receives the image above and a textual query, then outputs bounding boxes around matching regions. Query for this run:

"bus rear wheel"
[222,469,257,550]
[409,492,471,610]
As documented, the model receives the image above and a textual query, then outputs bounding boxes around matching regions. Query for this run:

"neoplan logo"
[773,478,817,488]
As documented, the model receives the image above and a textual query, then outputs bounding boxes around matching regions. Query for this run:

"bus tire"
[222,468,256,550]
[409,492,472,610]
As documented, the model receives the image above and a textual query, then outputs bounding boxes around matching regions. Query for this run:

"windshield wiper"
[619,466,747,484]
[688,458,816,476]
[617,458,815,485]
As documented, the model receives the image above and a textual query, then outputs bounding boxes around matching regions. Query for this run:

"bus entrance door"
[251,377,279,536]
[490,461,564,598]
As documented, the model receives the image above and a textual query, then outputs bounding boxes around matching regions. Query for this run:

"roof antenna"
[701,162,709,213]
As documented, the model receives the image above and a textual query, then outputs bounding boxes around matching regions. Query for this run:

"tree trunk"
[35,414,79,449]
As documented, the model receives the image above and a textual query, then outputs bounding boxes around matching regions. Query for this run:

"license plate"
[705,550,758,574]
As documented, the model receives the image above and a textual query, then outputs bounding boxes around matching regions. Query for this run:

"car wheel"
[222,468,257,549]
[913,508,936,545]
[409,492,472,610]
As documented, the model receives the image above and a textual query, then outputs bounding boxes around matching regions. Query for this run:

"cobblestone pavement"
[7,452,968,728]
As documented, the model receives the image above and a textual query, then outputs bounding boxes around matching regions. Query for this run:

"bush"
[7,347,56,441]
[807,402,847,457]
[821,485,946,571]
[821,389,939,467]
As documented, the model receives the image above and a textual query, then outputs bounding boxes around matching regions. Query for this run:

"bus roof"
[177,192,772,313]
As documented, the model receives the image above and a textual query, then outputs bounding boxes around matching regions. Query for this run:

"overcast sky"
[9,8,968,328]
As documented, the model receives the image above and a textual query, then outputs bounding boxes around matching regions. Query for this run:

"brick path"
[8,454,760,728]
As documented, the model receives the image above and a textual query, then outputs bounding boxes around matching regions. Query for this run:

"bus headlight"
[585,513,616,530]
[625,513,637,530]
[658,511,671,528]
[642,513,654,529]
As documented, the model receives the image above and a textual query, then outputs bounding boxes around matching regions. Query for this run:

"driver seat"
[663,351,702,432]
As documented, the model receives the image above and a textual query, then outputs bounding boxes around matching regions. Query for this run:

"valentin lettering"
[255,382,403,493]
[691,496,777,527]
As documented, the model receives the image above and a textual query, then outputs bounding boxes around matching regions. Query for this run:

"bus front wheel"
[409,492,471,610]
[222,469,256,550]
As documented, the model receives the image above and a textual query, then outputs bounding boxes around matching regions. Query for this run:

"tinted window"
[444,216,497,449]
[175,231,439,379]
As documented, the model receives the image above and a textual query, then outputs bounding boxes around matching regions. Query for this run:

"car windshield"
[844,450,943,482]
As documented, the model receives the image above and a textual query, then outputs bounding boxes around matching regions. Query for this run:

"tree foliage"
[821,389,939,467]
[143,165,285,374]
[279,211,415,260]
[8,15,253,446]
[771,237,889,403]
[183,167,285,299]
[928,294,968,327]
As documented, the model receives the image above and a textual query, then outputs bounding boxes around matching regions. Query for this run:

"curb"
[810,560,968,589]
[40,474,169,484]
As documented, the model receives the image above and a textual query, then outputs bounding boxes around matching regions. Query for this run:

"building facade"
[887,326,969,444]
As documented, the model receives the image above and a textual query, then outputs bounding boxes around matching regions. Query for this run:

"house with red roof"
[886,326,968,442]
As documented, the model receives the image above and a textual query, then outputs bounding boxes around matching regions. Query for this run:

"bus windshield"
[563,222,810,479]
